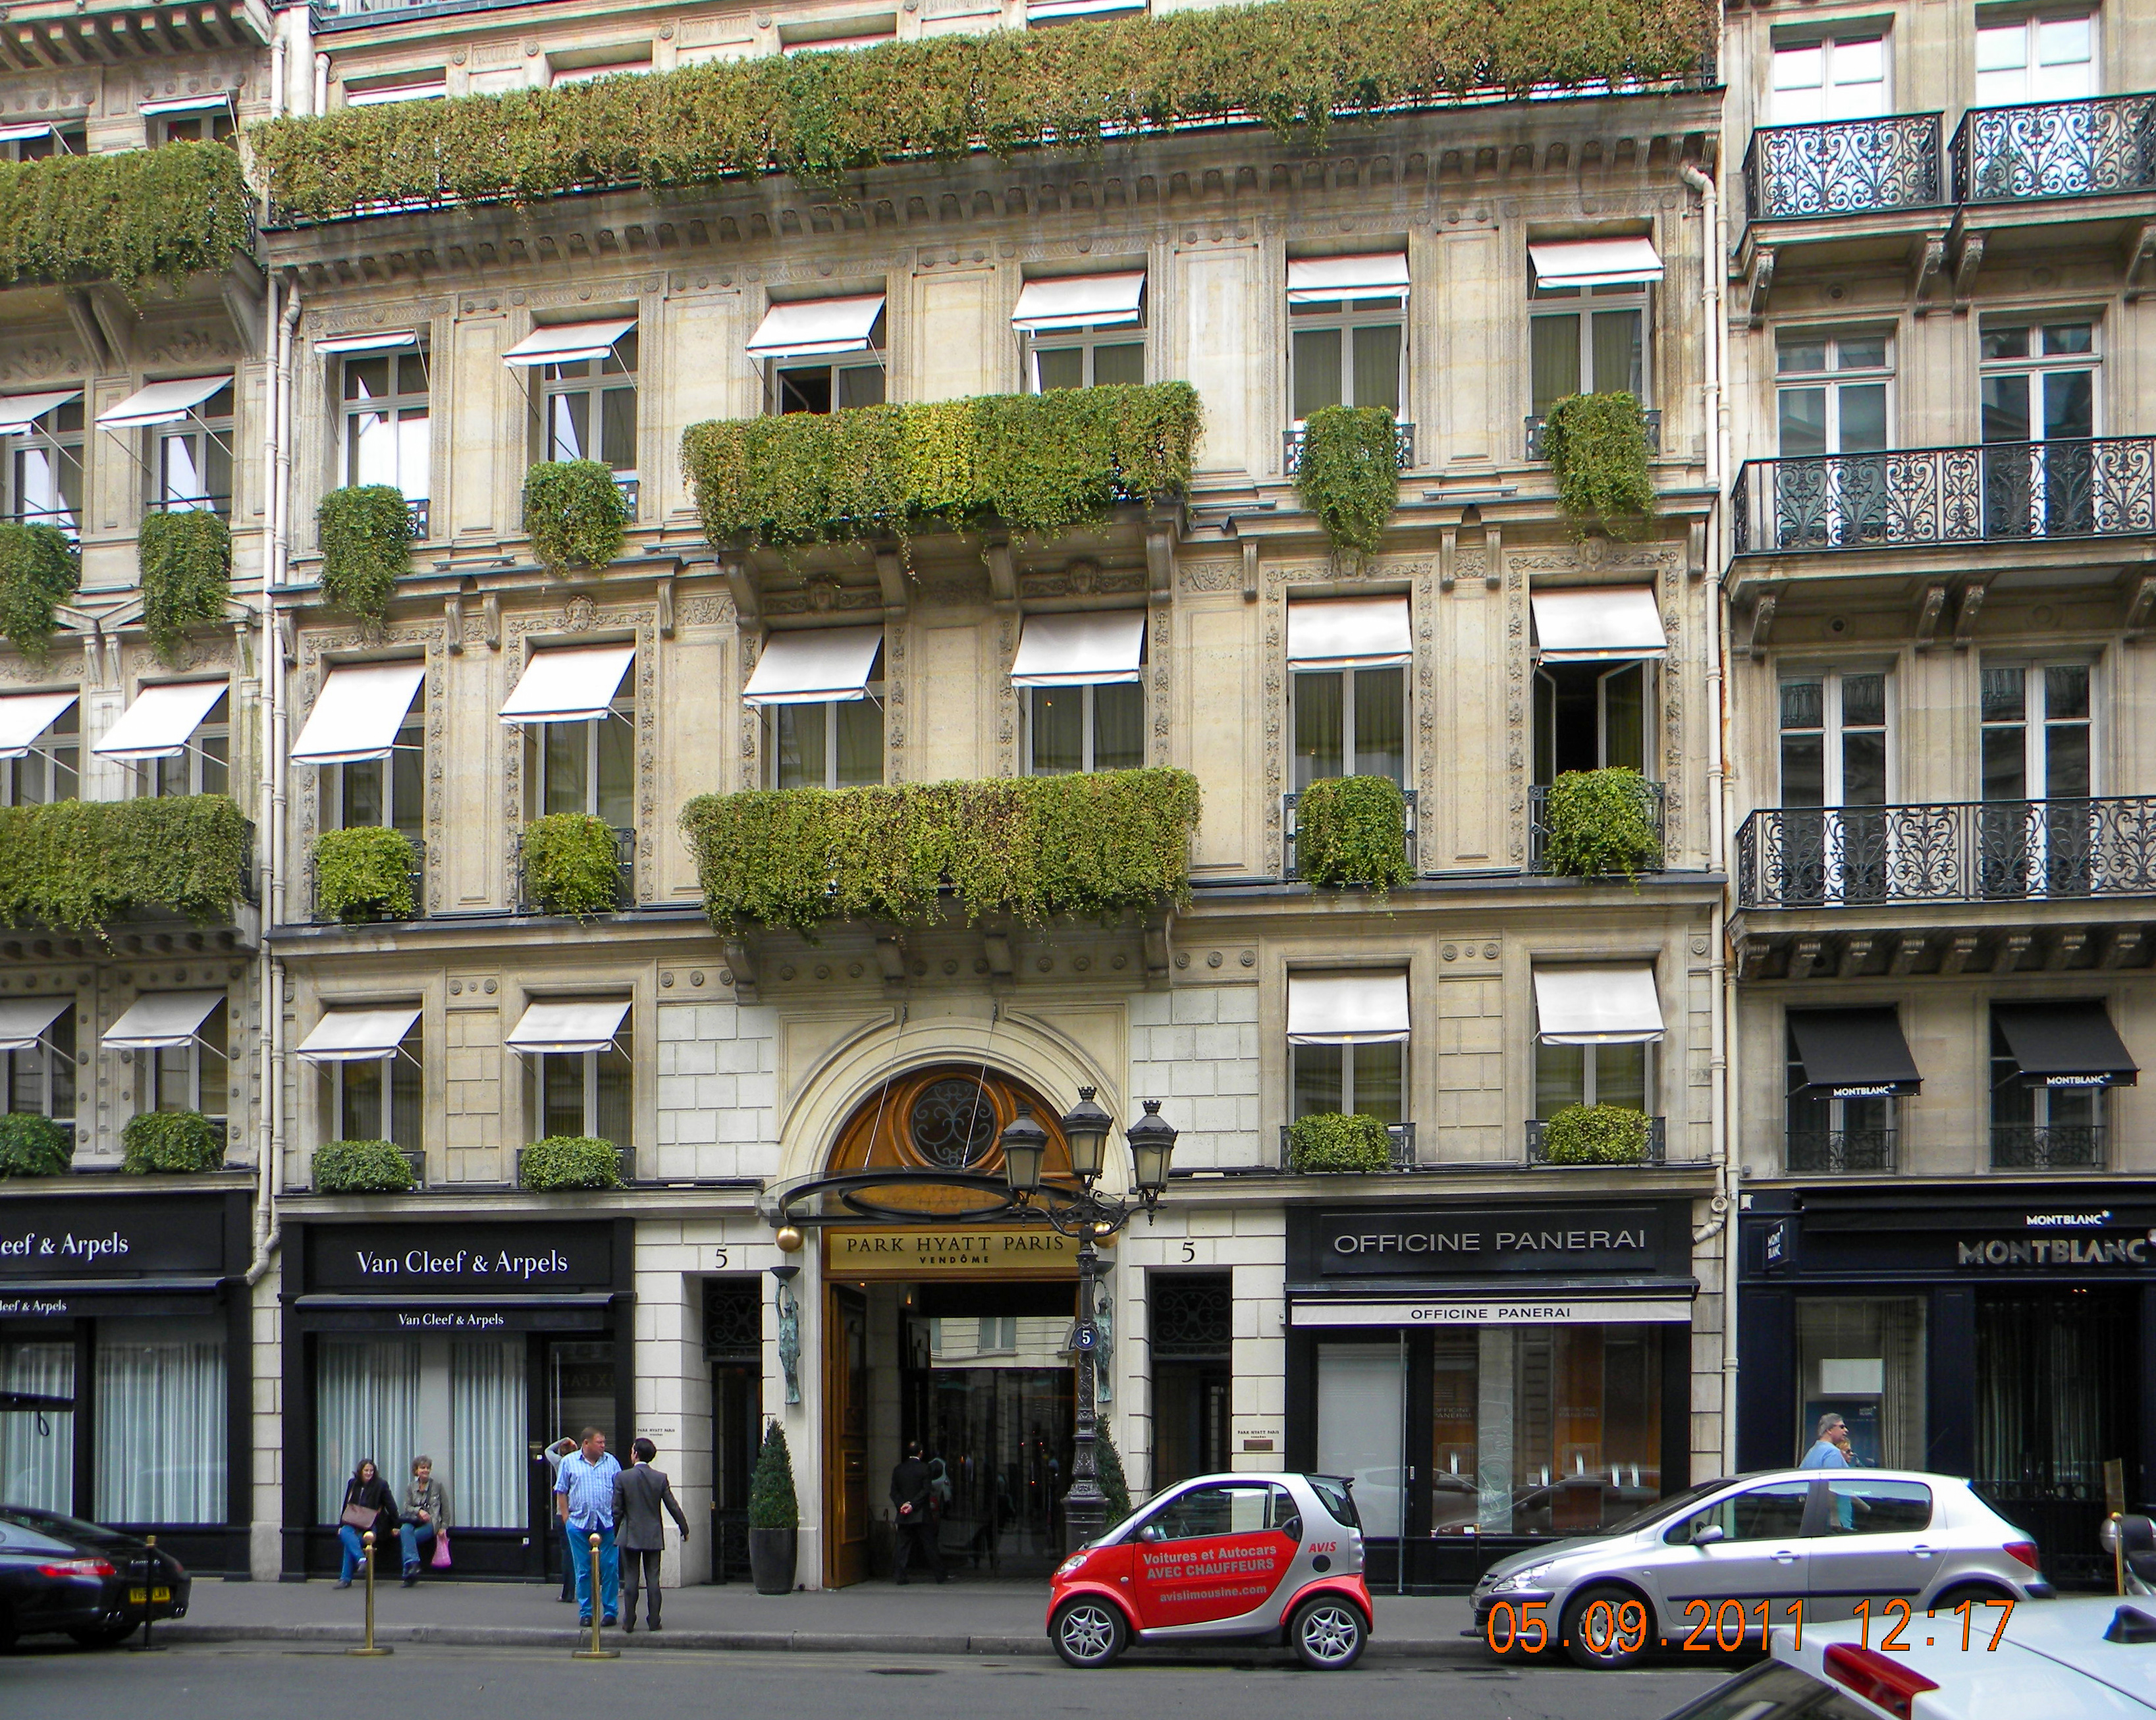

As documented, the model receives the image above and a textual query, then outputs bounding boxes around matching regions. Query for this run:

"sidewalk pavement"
[163,1571,1484,1660]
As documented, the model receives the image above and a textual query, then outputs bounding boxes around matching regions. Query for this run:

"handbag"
[340,1503,379,1532]
[431,1530,452,1570]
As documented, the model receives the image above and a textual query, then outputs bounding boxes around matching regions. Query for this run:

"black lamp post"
[1000,1089,1177,1553]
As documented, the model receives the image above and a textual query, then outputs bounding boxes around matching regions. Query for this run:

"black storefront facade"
[1285,1199,1697,1590]
[0,1187,254,1574]
[281,1216,633,1581]
[1739,1187,2156,1588]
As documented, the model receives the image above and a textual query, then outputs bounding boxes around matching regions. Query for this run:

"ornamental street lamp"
[1000,1089,1177,1553]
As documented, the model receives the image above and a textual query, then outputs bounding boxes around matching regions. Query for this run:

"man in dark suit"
[612,1437,690,1632]
[889,1440,943,1585]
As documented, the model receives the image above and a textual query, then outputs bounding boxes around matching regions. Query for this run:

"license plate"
[153,1587,172,1603]
[128,1588,146,1604]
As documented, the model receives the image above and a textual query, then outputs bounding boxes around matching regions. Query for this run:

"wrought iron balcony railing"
[406,495,430,541]
[1737,797,2156,910]
[1990,1124,2107,1173]
[308,835,425,925]
[1525,1116,1667,1168]
[1524,410,1661,462]
[1744,113,1944,222]
[616,473,639,517]
[1787,1128,1899,1175]
[516,824,635,915]
[1276,1121,1418,1172]
[1528,779,1667,875]
[1281,788,1417,883]
[1731,437,2156,555]
[1282,421,1415,478]
[1952,93,2156,205]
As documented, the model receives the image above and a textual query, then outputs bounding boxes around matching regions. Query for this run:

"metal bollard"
[128,1534,165,1653]
[2115,1512,2127,1597]
[572,1531,619,1660]
[346,1529,394,1656]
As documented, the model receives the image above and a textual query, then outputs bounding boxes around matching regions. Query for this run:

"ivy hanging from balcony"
[1294,406,1400,562]
[138,509,231,664]
[314,826,418,922]
[1295,774,1411,894]
[0,523,80,663]
[317,485,417,622]
[524,460,628,575]
[680,767,1200,937]
[523,813,622,918]
[0,142,252,296]
[1542,390,1657,541]
[248,0,1713,222]
[683,383,1200,554]
[0,793,250,930]
[1538,766,1661,882]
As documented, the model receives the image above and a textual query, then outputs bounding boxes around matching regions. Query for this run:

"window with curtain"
[1,703,76,807]
[0,1339,74,1514]
[542,329,637,476]
[449,1337,528,1528]
[343,352,431,507]
[151,994,229,1127]
[335,716,424,838]
[155,383,234,514]
[7,1006,76,1143]
[539,1008,632,1144]
[7,396,83,534]
[771,691,884,789]
[332,1019,423,1150]
[1289,300,1404,421]
[1534,1039,1650,1115]
[1291,667,1404,788]
[531,696,635,828]
[94,1316,225,1523]
[1529,282,1647,421]
[1030,325,1146,392]
[1026,683,1143,774]
[316,1336,421,1523]
[151,691,229,799]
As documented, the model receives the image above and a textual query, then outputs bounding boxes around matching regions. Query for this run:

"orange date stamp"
[1482,1594,2016,1655]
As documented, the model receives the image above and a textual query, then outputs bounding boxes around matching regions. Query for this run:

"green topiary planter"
[1294,404,1399,562]
[1539,767,1661,882]
[747,1421,799,1593]
[138,509,231,663]
[1294,775,1411,892]
[522,813,622,917]
[1543,391,1657,542]
[317,485,418,622]
[314,826,418,921]
[523,460,628,574]
[518,1135,626,1190]
[312,1139,418,1193]
[1536,1104,1651,1166]
[122,1109,223,1174]
[0,1113,72,1178]
[0,522,80,662]
[1287,1112,1395,1173]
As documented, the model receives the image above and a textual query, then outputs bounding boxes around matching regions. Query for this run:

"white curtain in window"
[317,1337,421,1523]
[94,1318,225,1524]
[1,1341,74,1514]
[450,1338,527,1528]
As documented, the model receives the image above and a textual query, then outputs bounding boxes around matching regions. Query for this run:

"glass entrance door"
[545,1339,614,1582]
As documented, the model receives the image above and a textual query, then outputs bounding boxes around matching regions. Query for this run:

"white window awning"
[0,122,55,144]
[97,376,228,431]
[1287,254,1411,305]
[501,320,635,368]
[1287,596,1412,670]
[0,388,82,436]
[1287,972,1410,1046]
[313,331,421,356]
[506,998,630,1056]
[742,626,884,707]
[291,662,427,765]
[1528,238,1665,290]
[1530,586,1667,662]
[1027,0,1146,16]
[296,1005,422,1064]
[346,80,448,105]
[140,93,232,117]
[1010,612,1145,687]
[1010,272,1146,333]
[499,645,634,725]
[0,691,77,760]
[103,990,223,1051]
[746,295,886,361]
[90,680,225,762]
[1534,965,1665,1045]
[0,997,68,1054]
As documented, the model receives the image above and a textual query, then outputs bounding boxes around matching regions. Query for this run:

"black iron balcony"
[616,473,639,518]
[1281,788,1418,884]
[1743,113,1944,222]
[1787,1128,1898,1175]
[1282,421,1415,478]
[406,495,430,540]
[1731,438,2156,555]
[1524,1116,1667,1168]
[1528,779,1667,876]
[1953,93,2156,205]
[1737,797,2156,910]
[1990,1123,2107,1172]
[516,824,635,915]
[1276,1121,1417,1172]
[1524,410,1661,463]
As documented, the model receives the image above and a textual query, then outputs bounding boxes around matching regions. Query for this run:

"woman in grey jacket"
[398,1456,450,1585]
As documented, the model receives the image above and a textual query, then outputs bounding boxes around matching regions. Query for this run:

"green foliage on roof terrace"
[248,0,1714,221]
[0,793,250,930]
[0,143,252,295]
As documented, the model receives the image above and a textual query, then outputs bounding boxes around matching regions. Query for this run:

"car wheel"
[1931,1581,2017,1614]
[1561,1584,1657,1671]
[1290,1596,1367,1670]
[1051,1598,1127,1669]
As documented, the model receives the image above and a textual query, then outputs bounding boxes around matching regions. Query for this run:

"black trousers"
[620,1547,664,1623]
[558,1522,576,1600]
[892,1515,942,1582]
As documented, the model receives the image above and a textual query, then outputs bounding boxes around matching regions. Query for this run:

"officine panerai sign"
[824,1225,1089,1277]
[1316,1207,1665,1277]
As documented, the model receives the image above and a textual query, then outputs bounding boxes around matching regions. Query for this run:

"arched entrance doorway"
[819,1066,1085,1588]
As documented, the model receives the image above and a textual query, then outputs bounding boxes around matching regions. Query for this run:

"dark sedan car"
[0,1506,190,1650]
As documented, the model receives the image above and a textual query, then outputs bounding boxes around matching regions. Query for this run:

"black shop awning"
[1993,1002,2139,1088]
[1788,1008,1922,1098]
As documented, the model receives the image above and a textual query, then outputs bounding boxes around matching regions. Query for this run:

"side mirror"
[1137,1524,1162,1544]
[1690,1523,1726,1547]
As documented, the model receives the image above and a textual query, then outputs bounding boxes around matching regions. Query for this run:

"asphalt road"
[3,1640,1735,1720]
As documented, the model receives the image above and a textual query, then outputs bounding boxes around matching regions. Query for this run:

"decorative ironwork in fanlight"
[1737,797,2156,911]
[1150,1275,1233,1359]
[909,1076,1000,1169]
[1744,113,1942,221]
[1952,93,2156,205]
[1732,437,2156,556]
[1786,1129,1899,1176]
[703,1278,762,1362]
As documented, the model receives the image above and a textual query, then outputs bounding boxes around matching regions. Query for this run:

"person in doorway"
[398,1455,449,1586]
[541,1436,579,1601]
[614,1437,690,1633]
[335,1459,398,1589]
[890,1440,944,1585]
[554,1426,622,1626]
[1801,1412,1852,1469]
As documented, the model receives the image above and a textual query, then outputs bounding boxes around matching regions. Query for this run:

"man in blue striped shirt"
[555,1427,623,1626]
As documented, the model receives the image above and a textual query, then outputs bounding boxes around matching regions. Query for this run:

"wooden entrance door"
[824,1284,871,1588]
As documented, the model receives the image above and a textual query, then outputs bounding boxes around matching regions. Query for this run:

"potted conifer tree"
[747,1420,799,1594]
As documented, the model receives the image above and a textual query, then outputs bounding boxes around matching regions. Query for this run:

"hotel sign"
[824,1225,1088,1277]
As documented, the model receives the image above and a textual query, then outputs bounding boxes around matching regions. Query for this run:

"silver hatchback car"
[1470,1468,2055,1670]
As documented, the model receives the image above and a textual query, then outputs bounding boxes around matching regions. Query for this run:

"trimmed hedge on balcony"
[1295,406,1399,560]
[0,1113,72,1179]
[524,460,628,574]
[122,1109,224,1175]
[1287,1112,1393,1173]
[523,813,622,918]
[313,1139,417,1193]
[139,509,231,663]
[0,142,252,295]
[1544,390,1657,541]
[1537,1102,1650,1166]
[248,0,1713,223]
[317,485,417,622]
[314,826,417,922]
[683,383,1199,553]
[1539,766,1660,881]
[681,768,1200,936]
[0,793,250,930]
[1296,774,1411,891]
[520,1135,624,1191]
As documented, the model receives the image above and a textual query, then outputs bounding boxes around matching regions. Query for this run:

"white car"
[1658,1596,2156,1719]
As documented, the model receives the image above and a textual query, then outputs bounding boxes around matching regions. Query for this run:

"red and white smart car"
[1045,1471,1374,1670]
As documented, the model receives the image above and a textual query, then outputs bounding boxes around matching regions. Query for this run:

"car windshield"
[1594,1478,1737,1540]
[0,1505,130,1545]
[1308,1476,1359,1529]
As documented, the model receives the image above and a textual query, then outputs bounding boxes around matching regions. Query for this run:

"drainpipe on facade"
[312,52,329,119]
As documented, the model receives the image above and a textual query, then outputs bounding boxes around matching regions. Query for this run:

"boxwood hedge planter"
[1285,1112,1395,1174]
[747,1422,799,1594]
[516,1137,630,1191]
[0,1112,72,1178]
[312,1139,420,1193]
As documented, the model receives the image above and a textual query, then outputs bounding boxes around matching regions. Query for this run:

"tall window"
[335,717,423,837]
[1990,1009,2101,1158]
[3,121,85,161]
[538,1010,632,1144]
[94,1316,227,1524]
[1777,331,1891,456]
[1031,325,1145,392]
[1779,670,1889,904]
[1287,972,1408,1126]
[1786,1023,1895,1171]
[772,354,884,416]
[772,696,883,789]
[1534,662,1647,783]
[1530,279,1646,420]
[1289,298,1403,422]
[151,692,229,798]
[1291,1037,1403,1124]
[152,995,229,1129]
[1027,684,1142,775]
[343,352,430,510]
[157,384,233,514]
[2,704,77,806]
[1980,662,2093,896]
[534,697,633,827]
[1770,34,1888,123]
[1535,1039,1648,1115]
[7,396,83,532]
[1981,319,2096,537]
[5,1006,75,1144]
[333,1019,422,1149]
[1292,668,1403,789]
[543,330,637,476]
[1976,14,2093,105]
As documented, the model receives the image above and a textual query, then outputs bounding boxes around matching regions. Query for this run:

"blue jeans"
[337,1524,385,1583]
[566,1522,619,1621]
[398,1520,436,1572]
